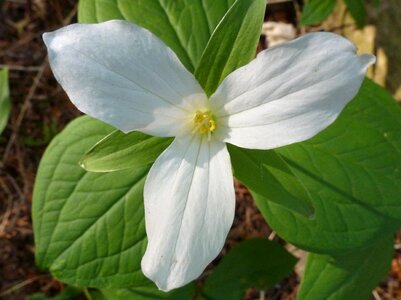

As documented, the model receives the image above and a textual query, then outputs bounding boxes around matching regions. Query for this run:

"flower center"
[193,110,216,139]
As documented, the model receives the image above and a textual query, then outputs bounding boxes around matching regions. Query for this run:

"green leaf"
[78,0,236,72]
[200,239,297,300]
[96,0,124,20]
[298,234,394,299]
[228,145,314,217]
[194,0,265,95]
[78,0,124,22]
[32,116,152,288]
[81,130,172,172]
[96,282,195,300]
[300,0,337,25]
[0,68,10,134]
[78,0,98,23]
[344,0,366,28]
[243,79,401,253]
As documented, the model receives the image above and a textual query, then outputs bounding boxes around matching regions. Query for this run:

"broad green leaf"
[78,0,124,22]
[228,145,314,216]
[96,0,124,20]
[240,79,401,253]
[300,0,337,25]
[298,234,394,299]
[200,239,297,300]
[78,0,98,23]
[344,0,366,28]
[0,68,10,134]
[96,282,196,300]
[32,116,152,287]
[78,0,236,72]
[194,0,265,95]
[81,130,172,172]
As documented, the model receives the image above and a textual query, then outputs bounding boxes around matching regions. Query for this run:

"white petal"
[210,32,375,149]
[141,136,235,291]
[43,20,207,136]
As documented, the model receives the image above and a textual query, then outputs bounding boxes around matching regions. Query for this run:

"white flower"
[43,20,374,291]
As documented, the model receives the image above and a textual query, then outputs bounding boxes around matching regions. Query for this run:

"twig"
[0,32,42,57]
[61,4,78,27]
[260,290,266,300]
[1,3,77,164]
[268,231,276,240]
[327,23,355,32]
[0,275,47,297]
[2,60,47,163]
[83,288,93,300]
[0,178,13,237]
[0,64,42,72]
[6,171,25,201]
[372,290,382,300]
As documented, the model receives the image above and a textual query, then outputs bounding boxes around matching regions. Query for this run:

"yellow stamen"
[208,119,216,132]
[193,110,216,138]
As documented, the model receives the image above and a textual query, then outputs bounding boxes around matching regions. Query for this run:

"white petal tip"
[141,262,187,292]
[43,31,60,52]
[360,53,376,67]
[141,257,173,292]
[155,282,173,293]
[42,32,51,45]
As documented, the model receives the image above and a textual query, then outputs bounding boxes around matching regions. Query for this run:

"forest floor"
[0,0,400,299]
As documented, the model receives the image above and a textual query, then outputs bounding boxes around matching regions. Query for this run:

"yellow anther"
[194,112,206,123]
[193,110,216,137]
[208,119,216,132]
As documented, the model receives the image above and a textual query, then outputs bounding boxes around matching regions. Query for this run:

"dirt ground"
[0,0,400,299]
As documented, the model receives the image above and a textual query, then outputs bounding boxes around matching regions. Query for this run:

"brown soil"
[0,1,400,299]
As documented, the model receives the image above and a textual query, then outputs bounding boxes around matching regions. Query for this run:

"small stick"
[0,64,42,72]
[0,275,46,297]
[2,60,47,163]
[2,3,78,163]
[259,290,266,300]
[268,231,276,240]
[372,290,382,300]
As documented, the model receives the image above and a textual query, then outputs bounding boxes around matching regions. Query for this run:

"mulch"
[0,0,400,299]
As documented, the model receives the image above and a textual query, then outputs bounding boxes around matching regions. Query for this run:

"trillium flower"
[43,20,374,291]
